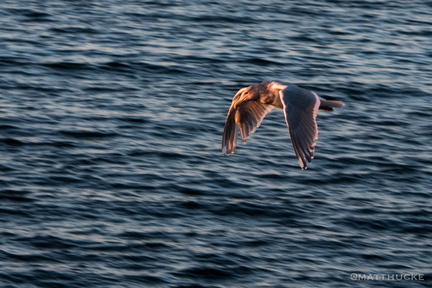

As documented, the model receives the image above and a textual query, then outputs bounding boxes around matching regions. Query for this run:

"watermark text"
[350,273,424,281]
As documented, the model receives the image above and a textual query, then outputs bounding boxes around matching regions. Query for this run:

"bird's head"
[232,85,256,103]
[232,81,287,108]
[236,81,286,97]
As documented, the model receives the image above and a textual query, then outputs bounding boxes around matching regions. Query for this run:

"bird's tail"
[319,98,345,111]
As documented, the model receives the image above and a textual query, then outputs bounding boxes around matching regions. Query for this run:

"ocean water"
[0,0,431,287]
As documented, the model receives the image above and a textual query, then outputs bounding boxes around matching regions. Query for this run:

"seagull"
[222,81,344,169]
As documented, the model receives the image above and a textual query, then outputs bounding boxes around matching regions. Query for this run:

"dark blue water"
[1,1,431,287]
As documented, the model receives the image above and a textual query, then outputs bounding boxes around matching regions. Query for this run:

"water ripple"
[1,0,431,287]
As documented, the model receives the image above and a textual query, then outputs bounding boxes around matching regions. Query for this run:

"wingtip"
[222,146,236,156]
[298,159,306,170]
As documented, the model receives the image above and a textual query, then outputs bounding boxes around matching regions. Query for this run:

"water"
[0,1,431,287]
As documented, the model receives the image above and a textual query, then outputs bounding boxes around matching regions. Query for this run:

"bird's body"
[222,81,344,169]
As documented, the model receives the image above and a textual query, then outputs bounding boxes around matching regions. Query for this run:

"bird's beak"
[234,87,247,97]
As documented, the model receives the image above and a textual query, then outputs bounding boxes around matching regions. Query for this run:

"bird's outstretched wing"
[222,100,273,155]
[281,87,320,169]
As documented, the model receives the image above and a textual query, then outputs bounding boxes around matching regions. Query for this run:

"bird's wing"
[236,101,273,143]
[280,88,320,169]
[222,100,273,155]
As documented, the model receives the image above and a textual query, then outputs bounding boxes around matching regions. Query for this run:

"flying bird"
[222,81,344,169]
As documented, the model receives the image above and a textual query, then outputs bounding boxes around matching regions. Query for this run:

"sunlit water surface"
[0,1,431,287]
